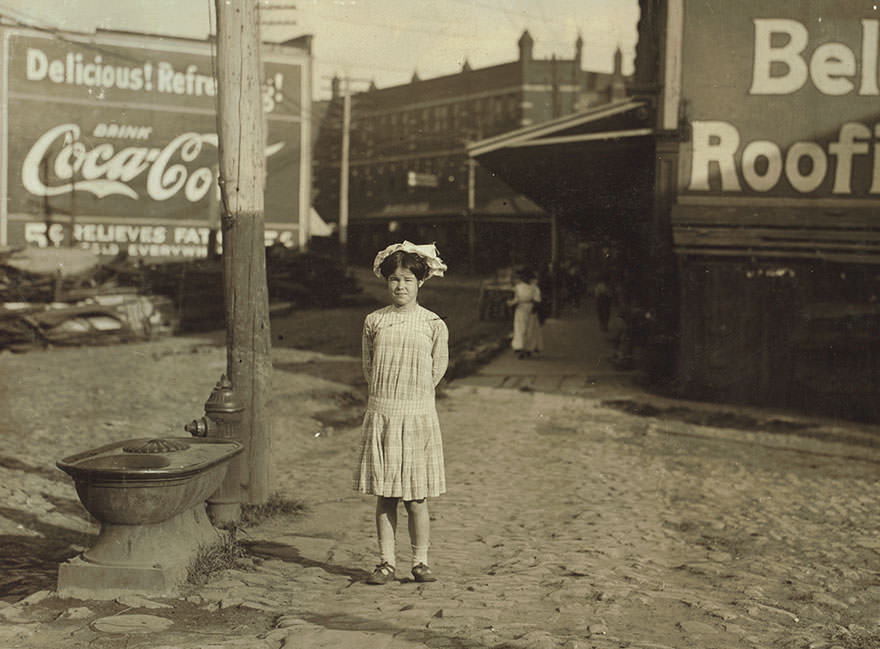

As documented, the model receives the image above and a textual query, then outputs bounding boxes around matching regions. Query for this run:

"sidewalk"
[455,306,639,398]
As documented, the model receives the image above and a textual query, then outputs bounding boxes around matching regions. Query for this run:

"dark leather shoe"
[411,563,437,582]
[366,561,395,585]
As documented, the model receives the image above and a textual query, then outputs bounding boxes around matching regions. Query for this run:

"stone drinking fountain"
[56,376,244,599]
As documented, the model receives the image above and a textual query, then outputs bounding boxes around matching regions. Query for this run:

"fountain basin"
[57,437,242,525]
[56,437,243,599]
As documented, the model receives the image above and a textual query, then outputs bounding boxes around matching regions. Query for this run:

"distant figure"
[594,276,612,332]
[537,263,554,324]
[355,241,448,586]
[563,259,585,308]
[507,268,542,359]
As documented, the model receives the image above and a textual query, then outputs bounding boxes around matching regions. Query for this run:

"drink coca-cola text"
[21,123,284,203]
[22,123,218,202]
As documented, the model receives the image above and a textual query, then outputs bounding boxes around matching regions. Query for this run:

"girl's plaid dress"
[354,305,448,501]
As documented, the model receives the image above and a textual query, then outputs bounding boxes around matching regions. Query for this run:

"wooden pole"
[467,154,476,273]
[550,209,559,317]
[214,0,272,507]
[339,85,351,267]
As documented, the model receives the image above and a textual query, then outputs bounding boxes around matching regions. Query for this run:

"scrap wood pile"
[0,247,177,352]
[0,244,363,350]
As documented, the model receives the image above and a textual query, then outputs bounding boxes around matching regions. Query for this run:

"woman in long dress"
[508,268,542,359]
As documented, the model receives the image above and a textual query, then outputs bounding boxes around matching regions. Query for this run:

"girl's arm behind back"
[431,319,449,387]
[362,316,373,386]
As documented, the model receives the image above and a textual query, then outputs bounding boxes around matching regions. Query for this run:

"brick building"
[313,30,628,272]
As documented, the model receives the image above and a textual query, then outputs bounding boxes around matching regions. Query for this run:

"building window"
[438,105,449,131]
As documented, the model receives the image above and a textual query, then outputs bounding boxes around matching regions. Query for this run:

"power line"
[297,8,456,38]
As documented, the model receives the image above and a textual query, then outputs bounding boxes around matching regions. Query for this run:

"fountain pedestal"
[58,503,225,599]
[56,437,242,600]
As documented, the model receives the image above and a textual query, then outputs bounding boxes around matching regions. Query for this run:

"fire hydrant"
[186,374,244,525]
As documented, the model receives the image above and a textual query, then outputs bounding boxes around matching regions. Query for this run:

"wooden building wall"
[677,255,880,422]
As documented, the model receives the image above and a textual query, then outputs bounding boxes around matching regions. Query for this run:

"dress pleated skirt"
[354,395,446,501]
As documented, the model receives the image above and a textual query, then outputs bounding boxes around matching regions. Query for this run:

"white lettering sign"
[23,222,291,258]
[21,123,284,202]
[23,47,286,110]
[691,16,880,196]
[27,47,152,92]
[750,18,880,96]
[688,120,880,194]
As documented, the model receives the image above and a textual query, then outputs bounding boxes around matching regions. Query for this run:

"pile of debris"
[0,247,177,352]
[0,245,362,351]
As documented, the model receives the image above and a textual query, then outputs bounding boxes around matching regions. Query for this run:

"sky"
[0,0,640,99]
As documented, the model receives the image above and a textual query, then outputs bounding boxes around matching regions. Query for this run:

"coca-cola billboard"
[1,28,311,257]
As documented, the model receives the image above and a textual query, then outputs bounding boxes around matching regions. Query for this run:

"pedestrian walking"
[355,241,449,585]
[507,268,542,359]
[594,275,612,332]
[528,273,545,352]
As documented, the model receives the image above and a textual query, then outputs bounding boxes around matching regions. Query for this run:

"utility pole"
[214,0,272,509]
[325,74,369,266]
[465,128,481,274]
[339,81,351,268]
[466,154,476,273]
[550,209,559,317]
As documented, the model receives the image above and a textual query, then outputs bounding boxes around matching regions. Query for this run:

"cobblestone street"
[253,381,880,649]
[1,326,880,648]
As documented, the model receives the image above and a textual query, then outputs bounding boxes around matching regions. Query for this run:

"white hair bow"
[372,240,448,280]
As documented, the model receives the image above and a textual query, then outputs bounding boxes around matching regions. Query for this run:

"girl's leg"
[376,496,399,567]
[403,498,430,567]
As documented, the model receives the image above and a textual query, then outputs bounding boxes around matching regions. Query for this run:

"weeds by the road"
[240,492,307,527]
[188,493,307,585]
[187,532,247,586]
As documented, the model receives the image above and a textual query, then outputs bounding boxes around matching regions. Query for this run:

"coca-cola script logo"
[22,123,283,202]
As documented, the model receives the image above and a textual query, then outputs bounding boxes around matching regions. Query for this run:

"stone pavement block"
[90,613,173,633]
[677,619,720,635]
[280,628,428,649]
[56,606,94,620]
[240,597,287,612]
[0,623,39,645]
[431,605,494,620]
[57,556,186,601]
[506,629,561,649]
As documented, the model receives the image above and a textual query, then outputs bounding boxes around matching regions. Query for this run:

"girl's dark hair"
[379,250,429,280]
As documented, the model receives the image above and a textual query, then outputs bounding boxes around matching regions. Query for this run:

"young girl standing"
[354,241,449,584]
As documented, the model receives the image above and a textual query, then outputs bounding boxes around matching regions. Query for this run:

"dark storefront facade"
[470,99,673,377]
[473,1,880,421]
[668,0,880,420]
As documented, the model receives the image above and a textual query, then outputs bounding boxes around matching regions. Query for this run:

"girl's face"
[387,265,423,309]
